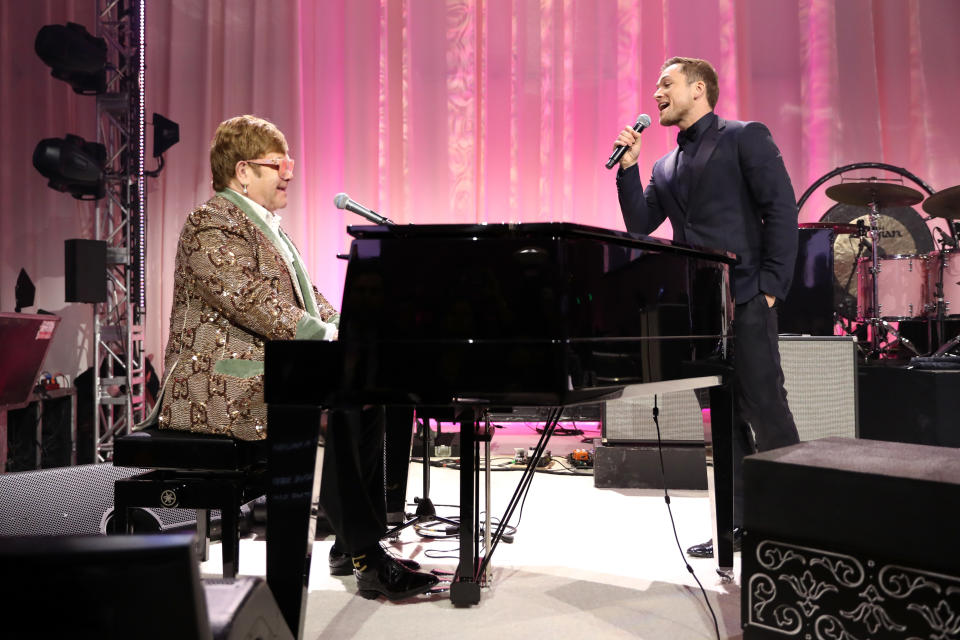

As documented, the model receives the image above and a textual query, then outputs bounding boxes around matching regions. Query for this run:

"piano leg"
[266,403,323,639]
[450,407,482,606]
[708,382,735,580]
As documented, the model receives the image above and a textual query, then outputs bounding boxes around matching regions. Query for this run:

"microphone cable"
[652,394,721,640]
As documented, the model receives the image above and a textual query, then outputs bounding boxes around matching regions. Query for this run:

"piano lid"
[346,222,738,265]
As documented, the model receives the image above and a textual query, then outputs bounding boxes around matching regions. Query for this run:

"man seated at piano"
[150,114,437,600]
[613,57,800,558]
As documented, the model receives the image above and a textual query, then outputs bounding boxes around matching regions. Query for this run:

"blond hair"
[210,115,288,192]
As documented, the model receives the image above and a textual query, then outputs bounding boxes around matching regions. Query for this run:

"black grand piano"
[264,223,736,637]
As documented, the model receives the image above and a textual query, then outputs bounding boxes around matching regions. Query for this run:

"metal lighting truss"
[93,0,146,462]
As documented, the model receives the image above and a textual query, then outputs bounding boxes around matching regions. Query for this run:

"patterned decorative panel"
[744,537,960,639]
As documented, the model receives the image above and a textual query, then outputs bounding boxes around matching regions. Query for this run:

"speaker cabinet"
[743,437,960,639]
[596,335,858,489]
[779,335,858,441]
[64,238,107,303]
[0,463,197,536]
[858,365,960,446]
[0,533,293,640]
[602,335,857,444]
[602,389,704,444]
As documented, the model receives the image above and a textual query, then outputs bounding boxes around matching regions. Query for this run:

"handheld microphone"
[333,193,393,224]
[605,113,651,169]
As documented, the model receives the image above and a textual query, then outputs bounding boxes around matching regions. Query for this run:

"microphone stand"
[866,201,883,357]
[842,222,870,321]
[931,226,958,356]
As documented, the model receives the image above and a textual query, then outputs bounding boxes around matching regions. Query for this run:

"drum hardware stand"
[873,319,921,357]
[836,221,871,341]
[932,234,949,350]
[861,200,921,359]
[927,227,960,357]
[863,200,888,357]
[917,185,960,356]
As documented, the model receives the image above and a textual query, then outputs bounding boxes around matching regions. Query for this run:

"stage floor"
[201,424,742,639]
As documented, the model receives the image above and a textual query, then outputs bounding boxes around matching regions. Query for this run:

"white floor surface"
[201,426,743,639]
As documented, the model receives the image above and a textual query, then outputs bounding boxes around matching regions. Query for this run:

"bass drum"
[820,203,934,321]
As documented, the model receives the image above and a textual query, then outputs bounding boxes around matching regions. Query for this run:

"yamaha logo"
[160,489,178,507]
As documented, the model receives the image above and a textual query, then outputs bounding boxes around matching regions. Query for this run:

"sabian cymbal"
[825,182,924,207]
[798,222,860,234]
[819,202,934,321]
[922,185,960,218]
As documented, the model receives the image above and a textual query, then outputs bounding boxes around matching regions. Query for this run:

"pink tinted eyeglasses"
[245,155,295,179]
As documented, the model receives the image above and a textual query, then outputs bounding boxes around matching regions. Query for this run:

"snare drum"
[926,249,960,316]
[856,254,927,320]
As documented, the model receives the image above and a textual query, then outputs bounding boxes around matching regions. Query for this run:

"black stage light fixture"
[32,134,106,200]
[15,269,36,313]
[34,23,107,95]
[152,113,180,157]
[146,113,180,177]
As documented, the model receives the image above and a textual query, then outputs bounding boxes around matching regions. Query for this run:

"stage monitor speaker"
[0,463,198,536]
[858,365,960,446]
[742,437,960,639]
[65,238,107,303]
[0,533,294,640]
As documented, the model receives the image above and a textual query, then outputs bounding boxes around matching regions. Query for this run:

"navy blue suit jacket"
[616,116,798,302]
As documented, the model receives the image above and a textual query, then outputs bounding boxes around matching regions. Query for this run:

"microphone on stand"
[856,219,873,251]
[333,193,394,224]
[936,226,958,249]
[605,113,652,169]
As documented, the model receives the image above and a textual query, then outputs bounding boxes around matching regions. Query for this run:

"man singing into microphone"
[613,57,799,558]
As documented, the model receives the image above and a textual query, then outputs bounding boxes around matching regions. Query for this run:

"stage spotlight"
[34,23,107,95]
[32,134,106,200]
[152,114,180,158]
[145,113,180,177]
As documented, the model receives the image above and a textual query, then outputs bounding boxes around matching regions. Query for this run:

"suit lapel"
[659,148,685,215]
[685,117,725,208]
[217,191,308,310]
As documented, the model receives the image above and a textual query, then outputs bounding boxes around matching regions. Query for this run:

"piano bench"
[112,426,268,579]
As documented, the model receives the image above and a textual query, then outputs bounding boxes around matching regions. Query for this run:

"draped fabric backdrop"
[2,0,960,374]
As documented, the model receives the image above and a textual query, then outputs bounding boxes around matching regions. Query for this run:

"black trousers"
[731,294,800,525]
[318,406,389,554]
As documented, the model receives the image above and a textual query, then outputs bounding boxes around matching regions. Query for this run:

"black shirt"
[675,111,718,206]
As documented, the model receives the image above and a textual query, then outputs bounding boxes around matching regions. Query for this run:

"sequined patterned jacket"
[155,192,338,440]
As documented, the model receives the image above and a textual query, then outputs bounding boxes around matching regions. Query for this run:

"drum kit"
[821,181,960,358]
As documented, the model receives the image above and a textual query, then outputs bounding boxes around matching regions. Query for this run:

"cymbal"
[922,185,960,218]
[798,222,859,234]
[825,182,924,207]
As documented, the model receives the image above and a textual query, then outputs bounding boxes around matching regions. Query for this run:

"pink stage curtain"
[3,0,960,370]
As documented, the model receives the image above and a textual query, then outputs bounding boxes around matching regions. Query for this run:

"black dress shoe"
[329,546,421,576]
[354,555,439,601]
[685,527,744,559]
